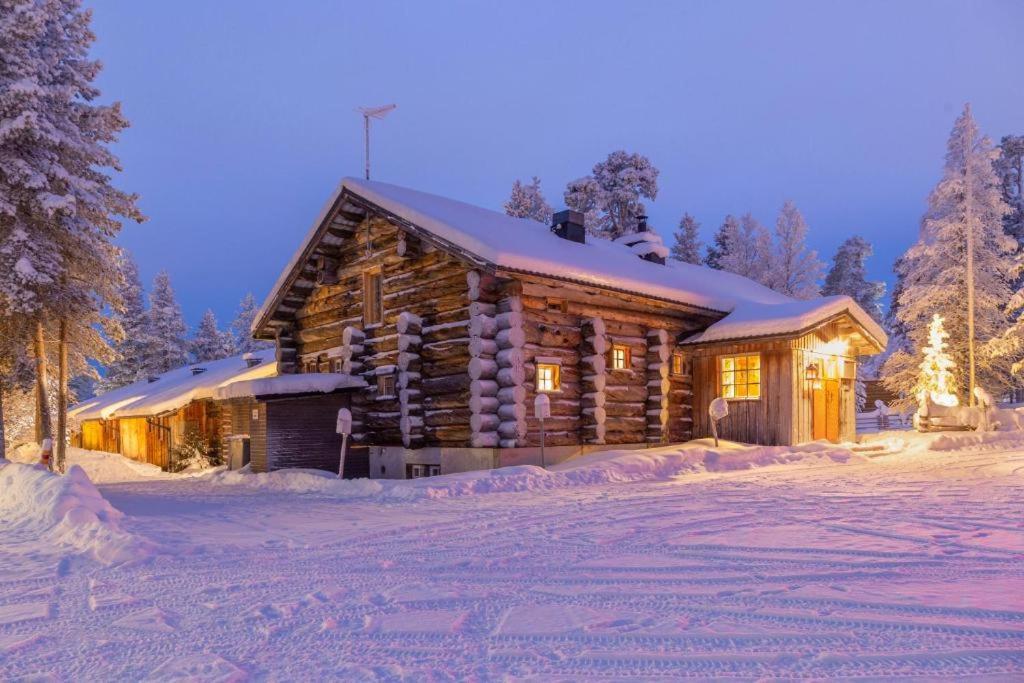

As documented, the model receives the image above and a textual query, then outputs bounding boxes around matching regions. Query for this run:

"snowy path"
[1,445,1023,680]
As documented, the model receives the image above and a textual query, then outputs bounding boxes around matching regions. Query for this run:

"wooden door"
[812,386,826,440]
[824,379,840,442]
[812,380,841,443]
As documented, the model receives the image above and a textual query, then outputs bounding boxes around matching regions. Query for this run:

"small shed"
[70,350,277,469]
[681,298,886,445]
[213,373,367,474]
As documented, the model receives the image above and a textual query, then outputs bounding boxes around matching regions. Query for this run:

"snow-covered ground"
[1,433,1022,680]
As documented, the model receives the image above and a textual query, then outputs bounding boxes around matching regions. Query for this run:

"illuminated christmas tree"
[918,314,959,407]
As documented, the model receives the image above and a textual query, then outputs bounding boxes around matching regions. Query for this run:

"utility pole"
[357,104,396,180]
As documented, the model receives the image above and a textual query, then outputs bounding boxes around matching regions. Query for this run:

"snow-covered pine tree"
[100,253,150,390]
[822,236,886,321]
[767,201,824,299]
[704,215,740,269]
[230,293,272,355]
[995,135,1024,246]
[564,151,659,240]
[719,213,773,285]
[821,236,886,412]
[0,0,142,452]
[145,271,188,374]
[883,104,1013,405]
[670,213,702,264]
[504,177,553,225]
[190,309,234,363]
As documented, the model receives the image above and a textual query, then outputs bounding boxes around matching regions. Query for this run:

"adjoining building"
[70,350,277,469]
[245,178,885,478]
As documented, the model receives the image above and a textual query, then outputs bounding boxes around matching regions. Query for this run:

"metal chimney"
[551,210,586,244]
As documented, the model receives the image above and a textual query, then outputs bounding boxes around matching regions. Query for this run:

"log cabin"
[247,178,886,478]
[69,350,276,469]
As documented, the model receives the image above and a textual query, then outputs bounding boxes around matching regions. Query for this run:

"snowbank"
[0,462,150,565]
[930,430,1024,452]
[204,440,867,502]
[7,444,215,484]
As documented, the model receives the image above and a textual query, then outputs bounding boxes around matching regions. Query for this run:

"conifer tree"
[564,151,659,239]
[883,104,1013,404]
[995,135,1024,245]
[145,271,188,374]
[101,253,149,390]
[767,200,824,299]
[822,236,886,321]
[670,213,702,264]
[719,213,773,284]
[704,215,739,269]
[504,177,553,225]
[190,309,234,363]
[0,0,143,451]
[230,293,272,355]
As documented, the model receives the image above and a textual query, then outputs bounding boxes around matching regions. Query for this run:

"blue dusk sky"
[88,0,1024,327]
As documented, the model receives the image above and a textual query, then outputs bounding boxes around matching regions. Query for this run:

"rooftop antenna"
[356,104,396,180]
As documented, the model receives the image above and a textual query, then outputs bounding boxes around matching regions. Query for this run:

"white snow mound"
[8,444,219,484]
[0,462,150,565]
[205,440,866,501]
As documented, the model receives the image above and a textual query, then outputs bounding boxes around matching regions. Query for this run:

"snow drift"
[0,462,150,565]
[8,444,220,484]
[205,440,867,502]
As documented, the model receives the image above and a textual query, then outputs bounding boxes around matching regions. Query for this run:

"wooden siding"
[691,345,793,446]
[689,323,861,446]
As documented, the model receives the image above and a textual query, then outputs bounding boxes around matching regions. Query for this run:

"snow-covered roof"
[213,373,367,400]
[681,295,888,350]
[253,179,886,355]
[70,350,278,421]
[254,178,792,333]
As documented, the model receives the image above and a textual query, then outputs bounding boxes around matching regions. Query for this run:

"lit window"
[377,374,396,398]
[671,352,685,376]
[611,344,631,370]
[304,359,317,374]
[363,270,383,325]
[536,363,560,392]
[721,353,761,400]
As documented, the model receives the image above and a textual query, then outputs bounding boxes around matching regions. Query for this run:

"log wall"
[291,218,474,448]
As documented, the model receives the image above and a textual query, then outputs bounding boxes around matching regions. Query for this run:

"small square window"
[671,352,685,376]
[377,374,396,398]
[303,359,317,374]
[536,363,560,393]
[611,344,631,370]
[720,353,760,400]
[332,358,344,373]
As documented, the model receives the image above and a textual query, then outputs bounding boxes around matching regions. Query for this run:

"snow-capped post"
[336,408,352,478]
[534,393,551,468]
[708,397,729,448]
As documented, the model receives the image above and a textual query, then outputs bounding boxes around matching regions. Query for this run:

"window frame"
[377,373,396,399]
[535,362,561,393]
[671,351,686,377]
[719,352,762,401]
[610,344,631,371]
[363,268,383,326]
